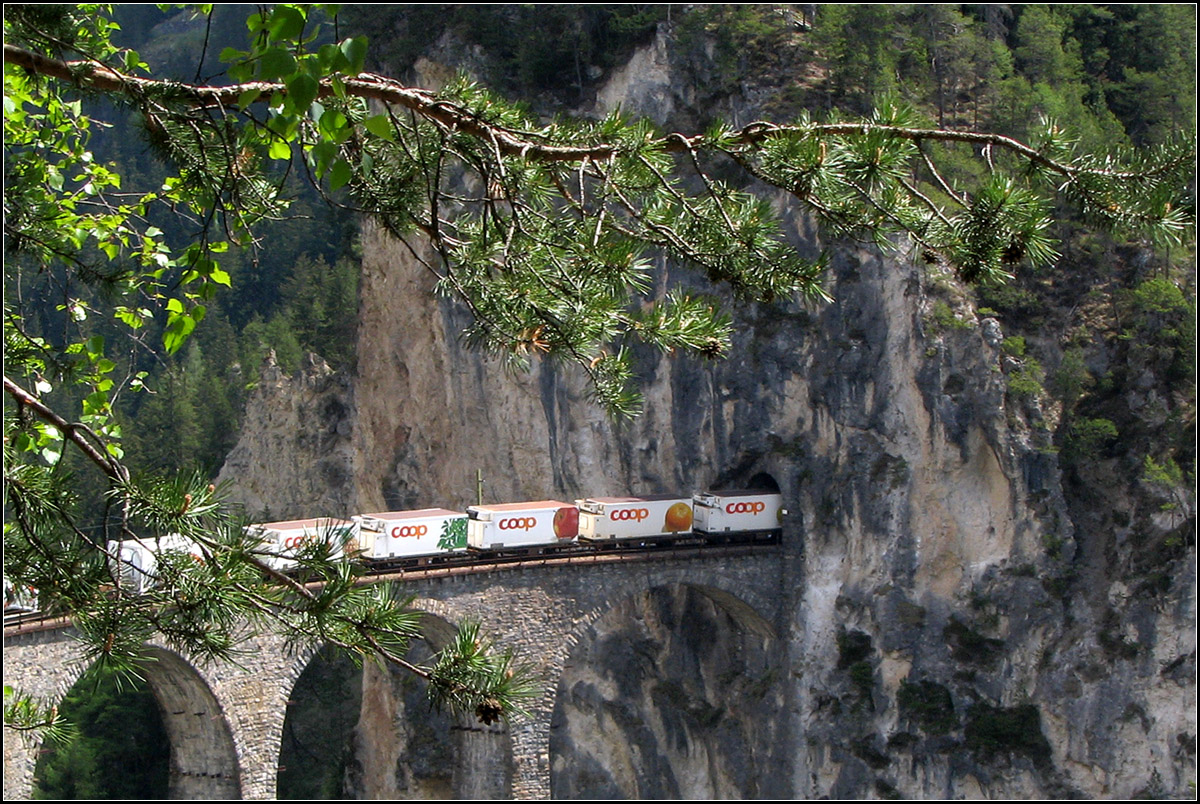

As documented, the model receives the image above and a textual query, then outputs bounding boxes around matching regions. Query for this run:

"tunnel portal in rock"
[746,471,782,493]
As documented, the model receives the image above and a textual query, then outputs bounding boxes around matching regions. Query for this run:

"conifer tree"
[4,4,1193,736]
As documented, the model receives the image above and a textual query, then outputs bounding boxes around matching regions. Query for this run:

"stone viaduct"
[4,540,796,800]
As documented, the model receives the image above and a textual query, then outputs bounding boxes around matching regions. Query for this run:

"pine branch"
[5,43,1189,182]
[3,376,127,482]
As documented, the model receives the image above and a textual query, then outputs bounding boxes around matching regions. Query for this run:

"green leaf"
[285,72,320,113]
[209,266,232,287]
[269,138,292,160]
[268,5,306,42]
[339,36,368,75]
[319,108,349,141]
[328,159,352,191]
[364,114,395,141]
[309,141,337,175]
[329,74,347,101]
[163,310,196,355]
[246,10,268,32]
[83,391,109,415]
[318,42,350,74]
[267,113,300,141]
[258,47,297,81]
[227,59,253,83]
[40,442,63,466]
[237,87,263,109]
[123,49,145,73]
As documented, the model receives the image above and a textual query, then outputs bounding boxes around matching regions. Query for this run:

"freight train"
[96,489,784,594]
[3,576,39,616]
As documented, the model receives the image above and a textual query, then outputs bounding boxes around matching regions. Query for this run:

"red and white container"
[466,500,579,549]
[354,508,468,561]
[577,495,695,540]
[246,517,359,571]
[692,491,785,533]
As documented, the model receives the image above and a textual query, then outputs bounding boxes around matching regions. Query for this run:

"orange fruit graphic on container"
[664,502,693,533]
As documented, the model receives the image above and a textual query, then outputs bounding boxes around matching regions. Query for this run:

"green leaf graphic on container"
[439,518,467,551]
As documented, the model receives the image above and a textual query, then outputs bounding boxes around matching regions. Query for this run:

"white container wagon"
[692,490,785,534]
[577,495,695,541]
[246,517,360,572]
[466,500,579,550]
[107,532,205,594]
[4,576,39,615]
[354,508,468,562]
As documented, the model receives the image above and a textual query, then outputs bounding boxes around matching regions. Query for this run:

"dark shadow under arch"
[277,611,514,799]
[687,582,778,640]
[277,644,362,799]
[353,612,515,799]
[32,662,171,800]
[31,645,240,800]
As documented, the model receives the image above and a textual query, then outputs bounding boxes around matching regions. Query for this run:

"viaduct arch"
[5,546,791,799]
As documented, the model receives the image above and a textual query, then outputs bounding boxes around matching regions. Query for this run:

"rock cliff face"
[550,585,790,799]
[218,27,1195,799]
[217,352,355,520]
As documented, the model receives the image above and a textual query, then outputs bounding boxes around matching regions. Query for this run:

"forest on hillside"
[14,4,1195,799]
[14,4,1192,498]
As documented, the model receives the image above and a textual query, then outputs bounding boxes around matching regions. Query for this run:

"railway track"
[4,531,780,636]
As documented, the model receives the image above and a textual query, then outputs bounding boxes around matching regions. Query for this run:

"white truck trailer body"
[246,517,359,571]
[354,508,468,561]
[107,532,204,594]
[577,495,694,540]
[466,500,578,549]
[692,490,784,533]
